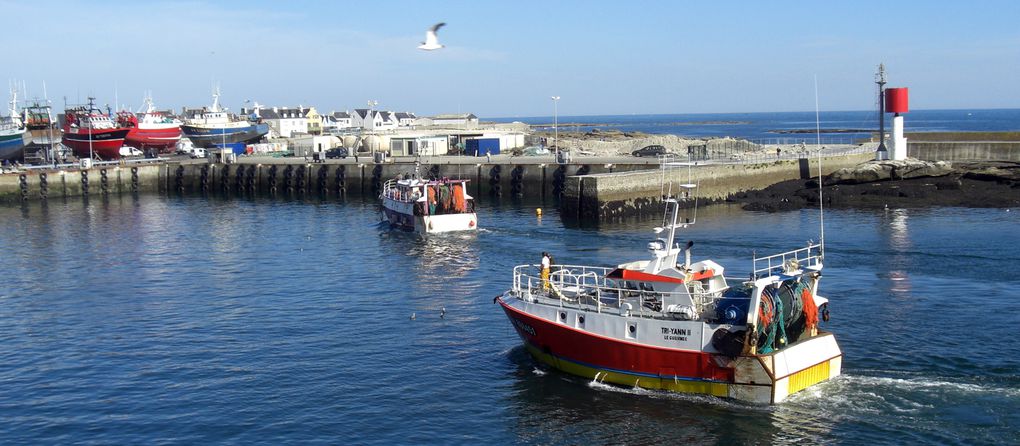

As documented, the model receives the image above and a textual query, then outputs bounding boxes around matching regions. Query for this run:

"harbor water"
[1,195,1018,444]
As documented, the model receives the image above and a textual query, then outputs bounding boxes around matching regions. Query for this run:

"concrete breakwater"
[0,159,653,203]
[156,160,652,198]
[561,153,874,221]
[1,154,871,221]
[0,163,164,202]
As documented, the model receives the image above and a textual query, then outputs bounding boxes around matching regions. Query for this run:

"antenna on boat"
[814,75,825,254]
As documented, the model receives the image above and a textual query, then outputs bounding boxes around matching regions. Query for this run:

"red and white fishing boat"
[116,94,182,153]
[496,157,841,404]
[380,165,477,233]
[62,97,130,160]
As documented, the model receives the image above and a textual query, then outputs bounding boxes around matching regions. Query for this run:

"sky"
[4,0,1019,118]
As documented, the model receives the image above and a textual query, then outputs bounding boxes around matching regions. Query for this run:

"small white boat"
[380,168,477,234]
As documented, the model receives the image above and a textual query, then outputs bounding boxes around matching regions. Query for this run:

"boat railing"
[752,243,823,278]
[511,264,727,320]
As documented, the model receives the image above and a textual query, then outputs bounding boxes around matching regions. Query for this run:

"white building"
[322,111,353,133]
[262,106,312,138]
[418,113,479,129]
[394,112,417,127]
[351,109,396,131]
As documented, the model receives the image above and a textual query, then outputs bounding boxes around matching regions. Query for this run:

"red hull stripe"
[499,298,734,382]
[518,337,728,383]
[607,268,685,283]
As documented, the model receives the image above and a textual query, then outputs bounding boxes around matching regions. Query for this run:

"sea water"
[490,108,1020,144]
[1,196,1018,444]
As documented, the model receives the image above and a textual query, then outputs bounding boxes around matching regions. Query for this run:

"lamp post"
[367,100,378,158]
[550,96,560,159]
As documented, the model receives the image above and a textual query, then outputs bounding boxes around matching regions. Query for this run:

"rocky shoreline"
[730,160,1020,211]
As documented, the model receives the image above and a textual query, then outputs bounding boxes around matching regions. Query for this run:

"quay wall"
[909,141,1020,162]
[0,164,163,203]
[562,153,874,221]
[0,159,654,203]
[2,154,871,209]
[159,160,652,198]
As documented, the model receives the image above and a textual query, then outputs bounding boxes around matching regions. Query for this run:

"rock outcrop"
[828,159,954,184]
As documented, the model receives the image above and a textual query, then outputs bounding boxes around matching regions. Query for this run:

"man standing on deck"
[541,252,551,291]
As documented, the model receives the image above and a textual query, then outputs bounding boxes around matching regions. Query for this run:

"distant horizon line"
[485,107,1020,120]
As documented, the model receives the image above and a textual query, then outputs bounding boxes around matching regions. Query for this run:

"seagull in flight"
[418,22,446,51]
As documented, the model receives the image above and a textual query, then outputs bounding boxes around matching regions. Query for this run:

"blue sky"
[5,0,1019,118]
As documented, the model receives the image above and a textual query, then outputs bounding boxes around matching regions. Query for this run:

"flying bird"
[418,22,446,51]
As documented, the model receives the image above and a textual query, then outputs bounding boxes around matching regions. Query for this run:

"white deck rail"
[752,243,823,278]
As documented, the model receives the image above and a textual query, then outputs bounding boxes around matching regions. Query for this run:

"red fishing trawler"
[62,97,130,160]
[496,155,841,404]
[116,94,182,153]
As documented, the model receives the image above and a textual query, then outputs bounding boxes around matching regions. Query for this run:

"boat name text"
[511,318,536,337]
[662,327,690,342]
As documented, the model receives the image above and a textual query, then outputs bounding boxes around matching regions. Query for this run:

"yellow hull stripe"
[786,360,831,394]
[525,344,729,397]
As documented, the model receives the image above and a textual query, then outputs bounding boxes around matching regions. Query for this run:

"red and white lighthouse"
[886,87,909,160]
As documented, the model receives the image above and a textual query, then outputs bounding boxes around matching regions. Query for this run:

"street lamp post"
[550,96,560,159]
[367,100,378,158]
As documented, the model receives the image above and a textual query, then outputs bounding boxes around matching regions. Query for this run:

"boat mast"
[815,75,825,253]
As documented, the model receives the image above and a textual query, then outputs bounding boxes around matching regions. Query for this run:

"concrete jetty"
[561,152,874,221]
[0,148,892,222]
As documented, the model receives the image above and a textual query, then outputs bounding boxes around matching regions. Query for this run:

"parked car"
[631,145,668,157]
[324,147,349,159]
[119,146,143,157]
[190,147,207,159]
[520,146,550,156]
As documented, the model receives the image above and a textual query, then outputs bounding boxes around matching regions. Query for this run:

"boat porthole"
[578,316,585,324]
[629,325,636,333]
[560,312,566,320]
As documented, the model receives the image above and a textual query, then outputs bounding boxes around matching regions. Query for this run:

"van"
[190,147,207,159]
[119,146,143,157]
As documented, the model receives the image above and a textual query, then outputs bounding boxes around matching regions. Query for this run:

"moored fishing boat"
[22,99,53,131]
[380,166,477,233]
[116,94,182,153]
[61,97,130,160]
[1,90,31,161]
[180,87,268,154]
[496,156,841,404]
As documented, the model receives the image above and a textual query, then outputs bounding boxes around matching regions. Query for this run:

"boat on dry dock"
[496,156,841,404]
[61,97,131,160]
[180,87,268,154]
[1,90,31,161]
[116,94,182,154]
[380,165,477,233]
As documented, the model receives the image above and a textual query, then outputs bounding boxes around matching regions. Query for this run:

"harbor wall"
[2,154,869,208]
[158,160,652,198]
[561,153,874,221]
[909,141,1020,162]
[0,164,163,203]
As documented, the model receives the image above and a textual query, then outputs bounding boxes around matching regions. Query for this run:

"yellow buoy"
[536,208,543,216]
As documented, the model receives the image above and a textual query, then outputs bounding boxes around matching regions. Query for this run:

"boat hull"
[126,127,181,152]
[381,198,477,233]
[62,128,130,160]
[181,123,269,152]
[498,294,842,404]
[0,130,31,161]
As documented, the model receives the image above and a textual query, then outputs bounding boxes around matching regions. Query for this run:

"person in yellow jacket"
[541,252,551,291]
